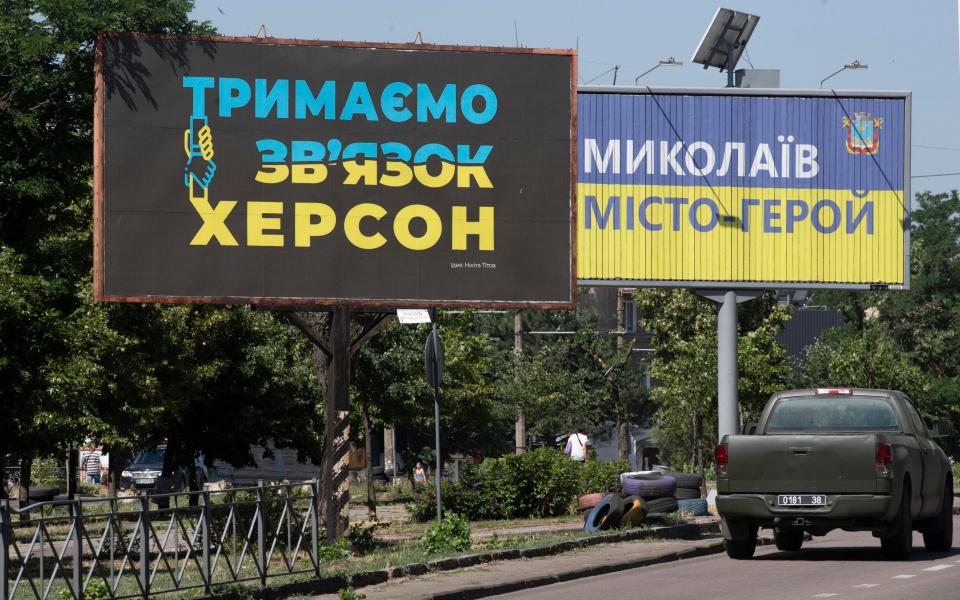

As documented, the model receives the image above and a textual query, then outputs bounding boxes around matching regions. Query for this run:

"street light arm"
[635,57,682,84]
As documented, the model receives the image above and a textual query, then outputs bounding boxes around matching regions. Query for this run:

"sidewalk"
[312,532,724,600]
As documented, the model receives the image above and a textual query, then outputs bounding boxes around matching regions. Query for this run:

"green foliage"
[352,315,512,468]
[348,520,387,554]
[635,289,791,468]
[0,0,215,461]
[30,458,64,488]
[338,587,366,600]
[794,325,926,395]
[803,191,960,457]
[580,459,631,494]
[422,513,471,554]
[498,313,650,443]
[410,448,582,521]
[210,583,254,600]
[58,581,108,600]
[317,538,352,562]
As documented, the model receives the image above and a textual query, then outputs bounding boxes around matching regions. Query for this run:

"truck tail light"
[715,442,729,479]
[875,442,893,478]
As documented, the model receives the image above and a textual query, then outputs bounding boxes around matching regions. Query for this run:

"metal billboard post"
[717,291,738,441]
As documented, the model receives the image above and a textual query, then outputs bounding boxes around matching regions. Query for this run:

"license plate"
[135,479,152,485]
[777,494,825,506]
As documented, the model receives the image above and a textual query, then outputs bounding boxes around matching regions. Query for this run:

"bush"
[409,448,581,521]
[317,538,352,562]
[580,459,631,495]
[348,520,386,554]
[59,581,108,600]
[422,513,471,554]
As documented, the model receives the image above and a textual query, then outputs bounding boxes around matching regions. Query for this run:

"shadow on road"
[756,546,959,563]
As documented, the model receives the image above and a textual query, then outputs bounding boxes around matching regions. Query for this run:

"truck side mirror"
[742,421,759,435]
[934,420,954,437]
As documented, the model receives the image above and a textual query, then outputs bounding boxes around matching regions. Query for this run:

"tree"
[1,2,327,497]
[1,1,215,495]
[352,312,510,494]
[802,191,960,456]
[635,289,790,471]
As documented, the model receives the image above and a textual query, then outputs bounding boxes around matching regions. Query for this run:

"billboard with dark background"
[94,34,576,307]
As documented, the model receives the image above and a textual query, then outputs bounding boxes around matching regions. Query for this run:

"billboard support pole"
[717,291,738,440]
[283,309,393,542]
[696,290,761,440]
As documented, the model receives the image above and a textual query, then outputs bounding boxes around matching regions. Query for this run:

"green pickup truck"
[716,388,953,560]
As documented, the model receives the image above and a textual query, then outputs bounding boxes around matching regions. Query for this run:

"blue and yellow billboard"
[577,88,909,289]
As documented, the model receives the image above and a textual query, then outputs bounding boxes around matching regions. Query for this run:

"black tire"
[923,477,954,552]
[645,496,679,515]
[725,536,757,560]
[601,494,626,529]
[28,486,59,502]
[675,487,702,500]
[881,483,913,560]
[584,494,625,532]
[774,528,804,551]
[663,472,703,489]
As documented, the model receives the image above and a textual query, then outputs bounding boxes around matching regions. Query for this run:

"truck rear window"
[765,395,901,432]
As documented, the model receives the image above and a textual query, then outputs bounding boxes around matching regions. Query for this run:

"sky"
[190,0,960,196]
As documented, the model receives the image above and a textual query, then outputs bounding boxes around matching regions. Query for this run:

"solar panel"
[691,7,760,72]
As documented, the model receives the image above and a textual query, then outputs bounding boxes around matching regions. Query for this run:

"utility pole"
[514,311,525,454]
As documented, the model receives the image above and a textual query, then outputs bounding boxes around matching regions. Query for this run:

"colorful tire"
[675,487,702,500]
[622,475,677,499]
[677,498,708,516]
[646,496,679,515]
[584,494,626,533]
[619,495,648,527]
[663,472,703,489]
[578,492,605,512]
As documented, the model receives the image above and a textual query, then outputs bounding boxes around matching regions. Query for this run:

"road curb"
[206,520,720,600]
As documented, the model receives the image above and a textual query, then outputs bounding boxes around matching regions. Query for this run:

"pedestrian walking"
[82,451,102,485]
[564,432,590,462]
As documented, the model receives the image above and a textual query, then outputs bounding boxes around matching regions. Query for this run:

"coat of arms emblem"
[842,112,883,155]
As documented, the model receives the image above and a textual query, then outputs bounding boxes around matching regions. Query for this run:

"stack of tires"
[622,473,678,515]
[578,492,648,533]
[665,472,709,517]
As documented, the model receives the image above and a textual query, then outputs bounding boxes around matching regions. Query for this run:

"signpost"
[424,312,445,520]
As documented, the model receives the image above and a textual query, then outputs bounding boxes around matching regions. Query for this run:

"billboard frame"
[93,32,578,309]
[576,85,911,291]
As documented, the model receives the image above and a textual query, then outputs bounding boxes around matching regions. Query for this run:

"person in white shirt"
[564,432,590,462]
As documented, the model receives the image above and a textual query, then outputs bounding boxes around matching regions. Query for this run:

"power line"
[913,144,960,152]
[912,172,960,178]
[582,66,618,84]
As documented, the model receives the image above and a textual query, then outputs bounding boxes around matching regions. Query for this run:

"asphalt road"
[493,515,960,600]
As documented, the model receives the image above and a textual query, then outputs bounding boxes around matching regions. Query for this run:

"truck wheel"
[881,486,913,560]
[774,528,803,551]
[725,536,757,559]
[922,478,953,552]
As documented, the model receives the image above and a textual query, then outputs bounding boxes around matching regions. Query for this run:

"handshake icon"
[184,116,216,196]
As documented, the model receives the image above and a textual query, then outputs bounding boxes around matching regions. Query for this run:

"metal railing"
[1,481,323,600]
